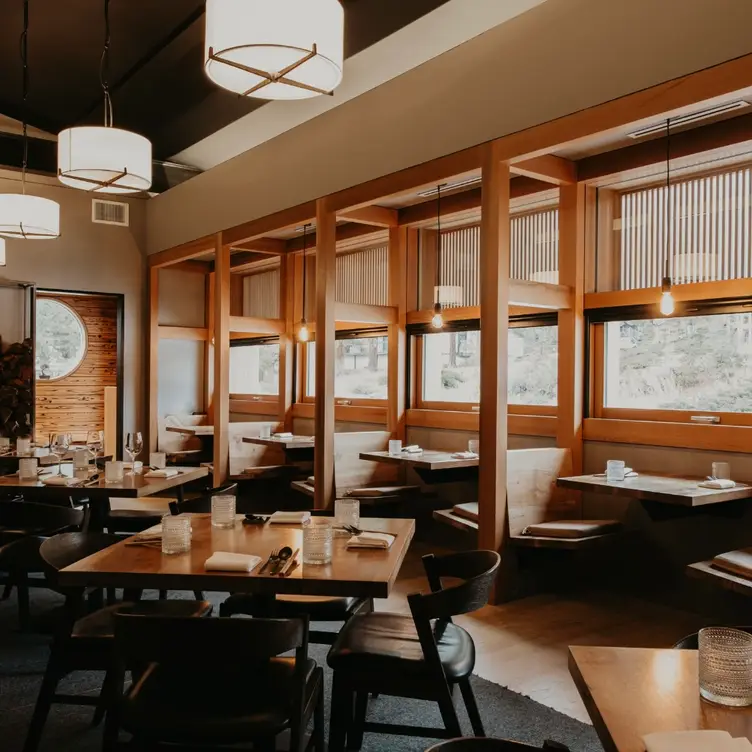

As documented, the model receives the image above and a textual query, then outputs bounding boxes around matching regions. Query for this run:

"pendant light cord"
[436,184,442,307]
[100,0,113,127]
[665,119,672,279]
[20,0,29,194]
[301,224,309,321]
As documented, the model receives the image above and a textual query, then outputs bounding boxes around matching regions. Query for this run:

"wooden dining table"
[360,450,478,483]
[165,425,215,437]
[59,514,415,599]
[569,646,752,751]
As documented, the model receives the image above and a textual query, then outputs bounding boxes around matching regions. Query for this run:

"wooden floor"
[381,545,705,723]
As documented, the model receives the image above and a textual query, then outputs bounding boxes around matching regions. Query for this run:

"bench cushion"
[521,519,622,539]
[712,548,752,580]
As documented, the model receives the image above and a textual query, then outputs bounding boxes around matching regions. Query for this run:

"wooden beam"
[285,222,383,252]
[230,275,244,317]
[509,280,572,310]
[228,316,285,335]
[204,272,215,421]
[279,253,295,430]
[148,236,215,268]
[169,260,213,274]
[158,326,208,341]
[314,198,337,511]
[222,201,316,247]
[338,205,398,227]
[511,155,577,185]
[478,145,510,563]
[213,234,230,484]
[333,302,397,325]
[229,237,287,254]
[387,226,409,440]
[406,304,552,325]
[557,183,588,474]
[147,267,159,454]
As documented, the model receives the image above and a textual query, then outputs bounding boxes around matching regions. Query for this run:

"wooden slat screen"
[336,245,388,305]
[243,268,280,318]
[439,226,480,307]
[619,167,752,290]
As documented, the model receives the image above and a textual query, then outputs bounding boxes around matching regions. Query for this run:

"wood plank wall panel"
[35,293,117,443]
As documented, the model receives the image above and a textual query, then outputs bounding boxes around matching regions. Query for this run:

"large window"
[416,324,558,410]
[592,307,752,422]
[305,335,388,402]
[36,298,87,381]
[229,342,279,396]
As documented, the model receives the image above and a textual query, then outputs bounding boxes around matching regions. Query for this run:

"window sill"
[229,398,279,416]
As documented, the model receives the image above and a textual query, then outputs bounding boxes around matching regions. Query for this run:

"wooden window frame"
[229,338,281,403]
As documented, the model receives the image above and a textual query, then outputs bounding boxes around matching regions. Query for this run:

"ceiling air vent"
[91,199,129,227]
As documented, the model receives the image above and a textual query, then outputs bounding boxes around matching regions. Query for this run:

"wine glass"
[125,432,143,475]
[49,432,71,476]
[86,430,104,471]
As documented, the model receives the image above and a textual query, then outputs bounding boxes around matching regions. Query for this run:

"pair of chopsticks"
[125,532,162,549]
[277,548,299,577]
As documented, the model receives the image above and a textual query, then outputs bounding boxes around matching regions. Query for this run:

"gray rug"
[0,589,604,752]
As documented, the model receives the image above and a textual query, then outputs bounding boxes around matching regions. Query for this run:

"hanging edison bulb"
[660,277,675,316]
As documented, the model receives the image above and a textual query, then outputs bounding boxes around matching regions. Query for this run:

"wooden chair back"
[426,739,570,751]
[168,483,238,516]
[506,448,579,537]
[333,431,401,494]
[0,500,84,538]
[228,422,286,476]
[158,414,207,453]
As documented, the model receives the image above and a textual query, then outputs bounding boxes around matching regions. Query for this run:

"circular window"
[35,299,87,381]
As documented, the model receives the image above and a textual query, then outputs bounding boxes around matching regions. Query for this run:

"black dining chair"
[106,613,324,752]
[22,532,212,752]
[673,626,752,649]
[167,482,238,515]
[425,739,570,751]
[327,549,501,751]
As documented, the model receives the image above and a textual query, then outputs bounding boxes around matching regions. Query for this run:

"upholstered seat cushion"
[346,486,420,498]
[712,548,752,579]
[327,612,475,681]
[120,658,319,744]
[521,519,622,538]
[221,593,363,621]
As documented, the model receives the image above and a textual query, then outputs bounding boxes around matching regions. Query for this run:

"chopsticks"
[278,548,299,577]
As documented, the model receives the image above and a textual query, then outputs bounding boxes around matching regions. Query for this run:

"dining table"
[569,645,752,752]
[359,449,479,483]
[243,434,315,464]
[58,514,416,599]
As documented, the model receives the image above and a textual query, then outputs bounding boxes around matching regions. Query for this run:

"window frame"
[35,298,88,382]
[588,299,752,426]
[228,336,280,403]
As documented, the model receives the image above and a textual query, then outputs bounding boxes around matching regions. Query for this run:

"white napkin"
[401,445,423,454]
[269,510,311,524]
[452,451,479,459]
[699,479,736,489]
[272,432,294,439]
[643,730,752,752]
[42,475,81,486]
[144,468,179,478]
[347,532,395,549]
[205,551,262,572]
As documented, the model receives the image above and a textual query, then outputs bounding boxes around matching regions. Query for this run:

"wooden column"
[387,226,408,439]
[204,272,215,421]
[557,184,587,474]
[279,253,295,431]
[147,267,159,455]
[478,144,511,559]
[314,198,337,509]
[213,235,230,483]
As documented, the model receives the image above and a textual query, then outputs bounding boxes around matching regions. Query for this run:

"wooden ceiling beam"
[221,201,316,247]
[148,235,216,268]
[228,237,287,254]
[337,205,399,227]
[169,260,213,274]
[285,222,382,252]
[511,155,577,185]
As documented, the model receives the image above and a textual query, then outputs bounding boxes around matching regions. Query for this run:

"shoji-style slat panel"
[619,167,752,290]
[243,268,280,318]
[510,208,559,283]
[440,225,480,307]
[336,245,388,305]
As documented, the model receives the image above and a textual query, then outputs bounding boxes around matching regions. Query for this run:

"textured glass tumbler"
[388,440,402,456]
[468,439,479,455]
[335,497,360,529]
[211,495,236,529]
[303,519,333,565]
[699,627,752,706]
[162,515,191,555]
[606,460,626,482]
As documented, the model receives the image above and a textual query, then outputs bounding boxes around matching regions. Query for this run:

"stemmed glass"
[86,430,104,471]
[49,432,71,476]
[125,432,143,475]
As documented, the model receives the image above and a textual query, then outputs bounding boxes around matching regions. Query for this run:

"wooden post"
[230,274,244,316]
[213,234,230,484]
[204,272,215,422]
[147,267,159,454]
[557,183,587,474]
[279,254,295,430]
[387,226,408,439]
[314,198,336,510]
[478,144,511,561]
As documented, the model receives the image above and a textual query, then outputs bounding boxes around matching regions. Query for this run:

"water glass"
[105,460,124,483]
[712,462,732,480]
[19,458,37,480]
[699,627,752,706]
[0,437,10,450]
[606,460,626,482]
[335,497,360,529]
[468,439,480,455]
[388,439,402,456]
[150,452,166,470]
[161,515,192,555]
[211,495,236,529]
[16,437,31,455]
[303,518,333,565]
[259,425,271,439]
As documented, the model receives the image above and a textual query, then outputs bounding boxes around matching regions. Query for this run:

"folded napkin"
[42,475,81,486]
[205,551,262,572]
[269,510,311,524]
[699,478,736,489]
[347,532,395,549]
[144,468,180,478]
[401,445,423,454]
[643,730,752,752]
[452,451,479,459]
[272,432,294,439]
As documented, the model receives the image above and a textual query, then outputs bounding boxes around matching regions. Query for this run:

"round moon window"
[35,299,87,381]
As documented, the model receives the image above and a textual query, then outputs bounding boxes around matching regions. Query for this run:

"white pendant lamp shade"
[58,126,152,194]
[205,0,344,100]
[0,194,60,239]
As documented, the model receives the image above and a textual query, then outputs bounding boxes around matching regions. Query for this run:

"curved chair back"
[39,532,121,588]
[168,483,238,516]
[0,500,84,538]
[425,739,570,751]
[673,626,752,650]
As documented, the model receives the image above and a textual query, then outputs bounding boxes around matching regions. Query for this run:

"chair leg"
[91,669,117,728]
[16,583,30,631]
[459,678,485,737]
[328,673,353,752]
[436,684,463,739]
[22,654,61,752]
[312,682,326,752]
[347,692,368,751]
[1,583,12,600]
[193,590,205,600]
[158,590,168,600]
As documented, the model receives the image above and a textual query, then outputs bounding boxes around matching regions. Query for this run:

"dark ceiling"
[0,0,452,186]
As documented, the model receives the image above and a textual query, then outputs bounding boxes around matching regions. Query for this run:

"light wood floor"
[381,547,705,724]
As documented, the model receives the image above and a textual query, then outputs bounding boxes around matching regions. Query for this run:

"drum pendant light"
[57,0,152,193]
[205,0,344,100]
[0,0,60,240]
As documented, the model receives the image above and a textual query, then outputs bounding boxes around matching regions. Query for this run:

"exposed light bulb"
[660,276,674,316]
[431,306,444,329]
[298,321,310,342]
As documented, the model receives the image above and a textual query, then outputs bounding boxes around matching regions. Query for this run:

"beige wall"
[147,0,752,252]
[0,175,147,445]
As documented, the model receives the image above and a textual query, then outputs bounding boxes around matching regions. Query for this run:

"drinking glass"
[388,439,402,456]
[606,460,626,482]
[335,497,360,529]
[19,457,38,480]
[468,439,480,455]
[125,432,143,475]
[16,437,31,455]
[49,433,71,475]
[162,515,192,555]
[699,627,752,706]
[303,518,333,565]
[105,460,124,484]
[712,462,732,480]
[87,430,104,469]
[259,424,271,439]
[149,452,166,470]
[211,495,236,528]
